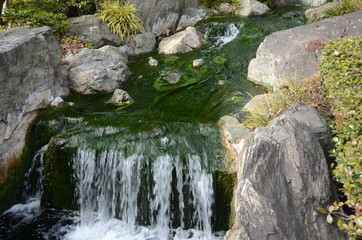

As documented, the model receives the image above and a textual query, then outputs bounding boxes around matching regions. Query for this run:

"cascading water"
[0,7,308,240]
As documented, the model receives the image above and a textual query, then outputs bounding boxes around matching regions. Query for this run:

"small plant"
[324,0,362,18]
[97,1,144,40]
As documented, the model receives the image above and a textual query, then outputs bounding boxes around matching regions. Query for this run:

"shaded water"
[0,8,307,240]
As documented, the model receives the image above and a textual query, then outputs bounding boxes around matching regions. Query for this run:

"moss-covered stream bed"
[0,8,307,240]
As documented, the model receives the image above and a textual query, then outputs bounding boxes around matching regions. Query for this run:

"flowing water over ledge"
[0,8,307,240]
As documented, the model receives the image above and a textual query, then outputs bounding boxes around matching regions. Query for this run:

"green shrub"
[1,8,69,37]
[320,36,362,239]
[324,0,362,18]
[97,1,144,41]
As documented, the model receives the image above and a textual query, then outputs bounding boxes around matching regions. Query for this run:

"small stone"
[165,73,182,84]
[109,89,134,104]
[283,12,296,18]
[68,102,75,107]
[219,3,234,14]
[149,57,159,66]
[50,97,64,108]
[193,58,204,67]
[218,80,225,85]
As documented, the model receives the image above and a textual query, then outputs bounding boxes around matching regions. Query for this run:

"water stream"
[0,8,307,240]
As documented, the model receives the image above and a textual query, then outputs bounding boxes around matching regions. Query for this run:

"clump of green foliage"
[319,36,362,239]
[0,8,69,37]
[97,0,144,41]
[324,0,362,18]
[243,75,331,128]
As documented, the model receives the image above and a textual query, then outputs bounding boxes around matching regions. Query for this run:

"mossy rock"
[41,135,76,210]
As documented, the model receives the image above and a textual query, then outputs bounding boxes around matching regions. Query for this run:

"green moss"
[41,135,76,210]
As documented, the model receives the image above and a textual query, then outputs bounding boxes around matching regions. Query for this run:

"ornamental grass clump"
[319,36,362,239]
[97,1,144,41]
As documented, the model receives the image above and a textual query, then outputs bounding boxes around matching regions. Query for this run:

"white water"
[66,143,221,240]
[211,23,242,46]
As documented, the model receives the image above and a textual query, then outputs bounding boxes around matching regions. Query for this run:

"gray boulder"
[236,0,270,17]
[219,3,234,14]
[109,89,134,104]
[225,108,344,240]
[158,27,207,54]
[273,0,327,7]
[165,72,182,84]
[68,15,122,48]
[129,0,198,36]
[68,45,130,94]
[0,26,67,184]
[248,11,362,88]
[119,32,156,56]
[305,2,340,23]
[176,8,210,31]
[50,97,65,108]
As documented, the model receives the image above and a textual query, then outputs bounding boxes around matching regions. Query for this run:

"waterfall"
[212,23,242,46]
[68,131,218,240]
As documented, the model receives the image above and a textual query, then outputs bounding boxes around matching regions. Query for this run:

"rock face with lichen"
[0,26,67,184]
[225,106,344,240]
[248,11,362,88]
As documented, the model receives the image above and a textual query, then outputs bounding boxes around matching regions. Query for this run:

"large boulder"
[0,26,67,184]
[67,45,130,94]
[129,0,198,36]
[68,15,122,48]
[158,27,207,54]
[305,2,340,23]
[273,0,327,7]
[236,0,270,17]
[225,107,344,240]
[248,11,362,88]
[119,32,157,56]
[176,8,210,31]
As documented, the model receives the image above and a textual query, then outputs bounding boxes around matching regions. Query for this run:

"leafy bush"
[1,8,69,37]
[320,36,362,239]
[97,1,144,41]
[324,0,362,18]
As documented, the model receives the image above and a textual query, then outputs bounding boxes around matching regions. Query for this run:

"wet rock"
[305,2,340,23]
[120,32,156,56]
[193,58,204,67]
[158,27,207,54]
[225,108,344,240]
[165,73,182,84]
[282,11,296,18]
[68,15,122,48]
[148,57,159,66]
[248,12,362,88]
[68,45,130,94]
[109,89,134,104]
[0,26,67,183]
[176,8,210,31]
[219,3,234,14]
[236,0,270,17]
[50,97,64,108]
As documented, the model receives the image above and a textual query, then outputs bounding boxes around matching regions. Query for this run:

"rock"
[68,15,122,49]
[68,45,130,94]
[236,0,270,17]
[176,8,210,31]
[165,73,182,84]
[129,0,198,36]
[282,11,296,18]
[248,12,362,88]
[120,32,156,56]
[305,2,340,23]
[0,26,68,188]
[219,3,234,14]
[274,0,327,7]
[148,57,159,66]
[158,27,207,54]
[225,109,344,240]
[109,89,134,104]
[282,105,331,152]
[193,58,204,67]
[220,116,251,161]
[50,97,64,108]
[243,93,279,112]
